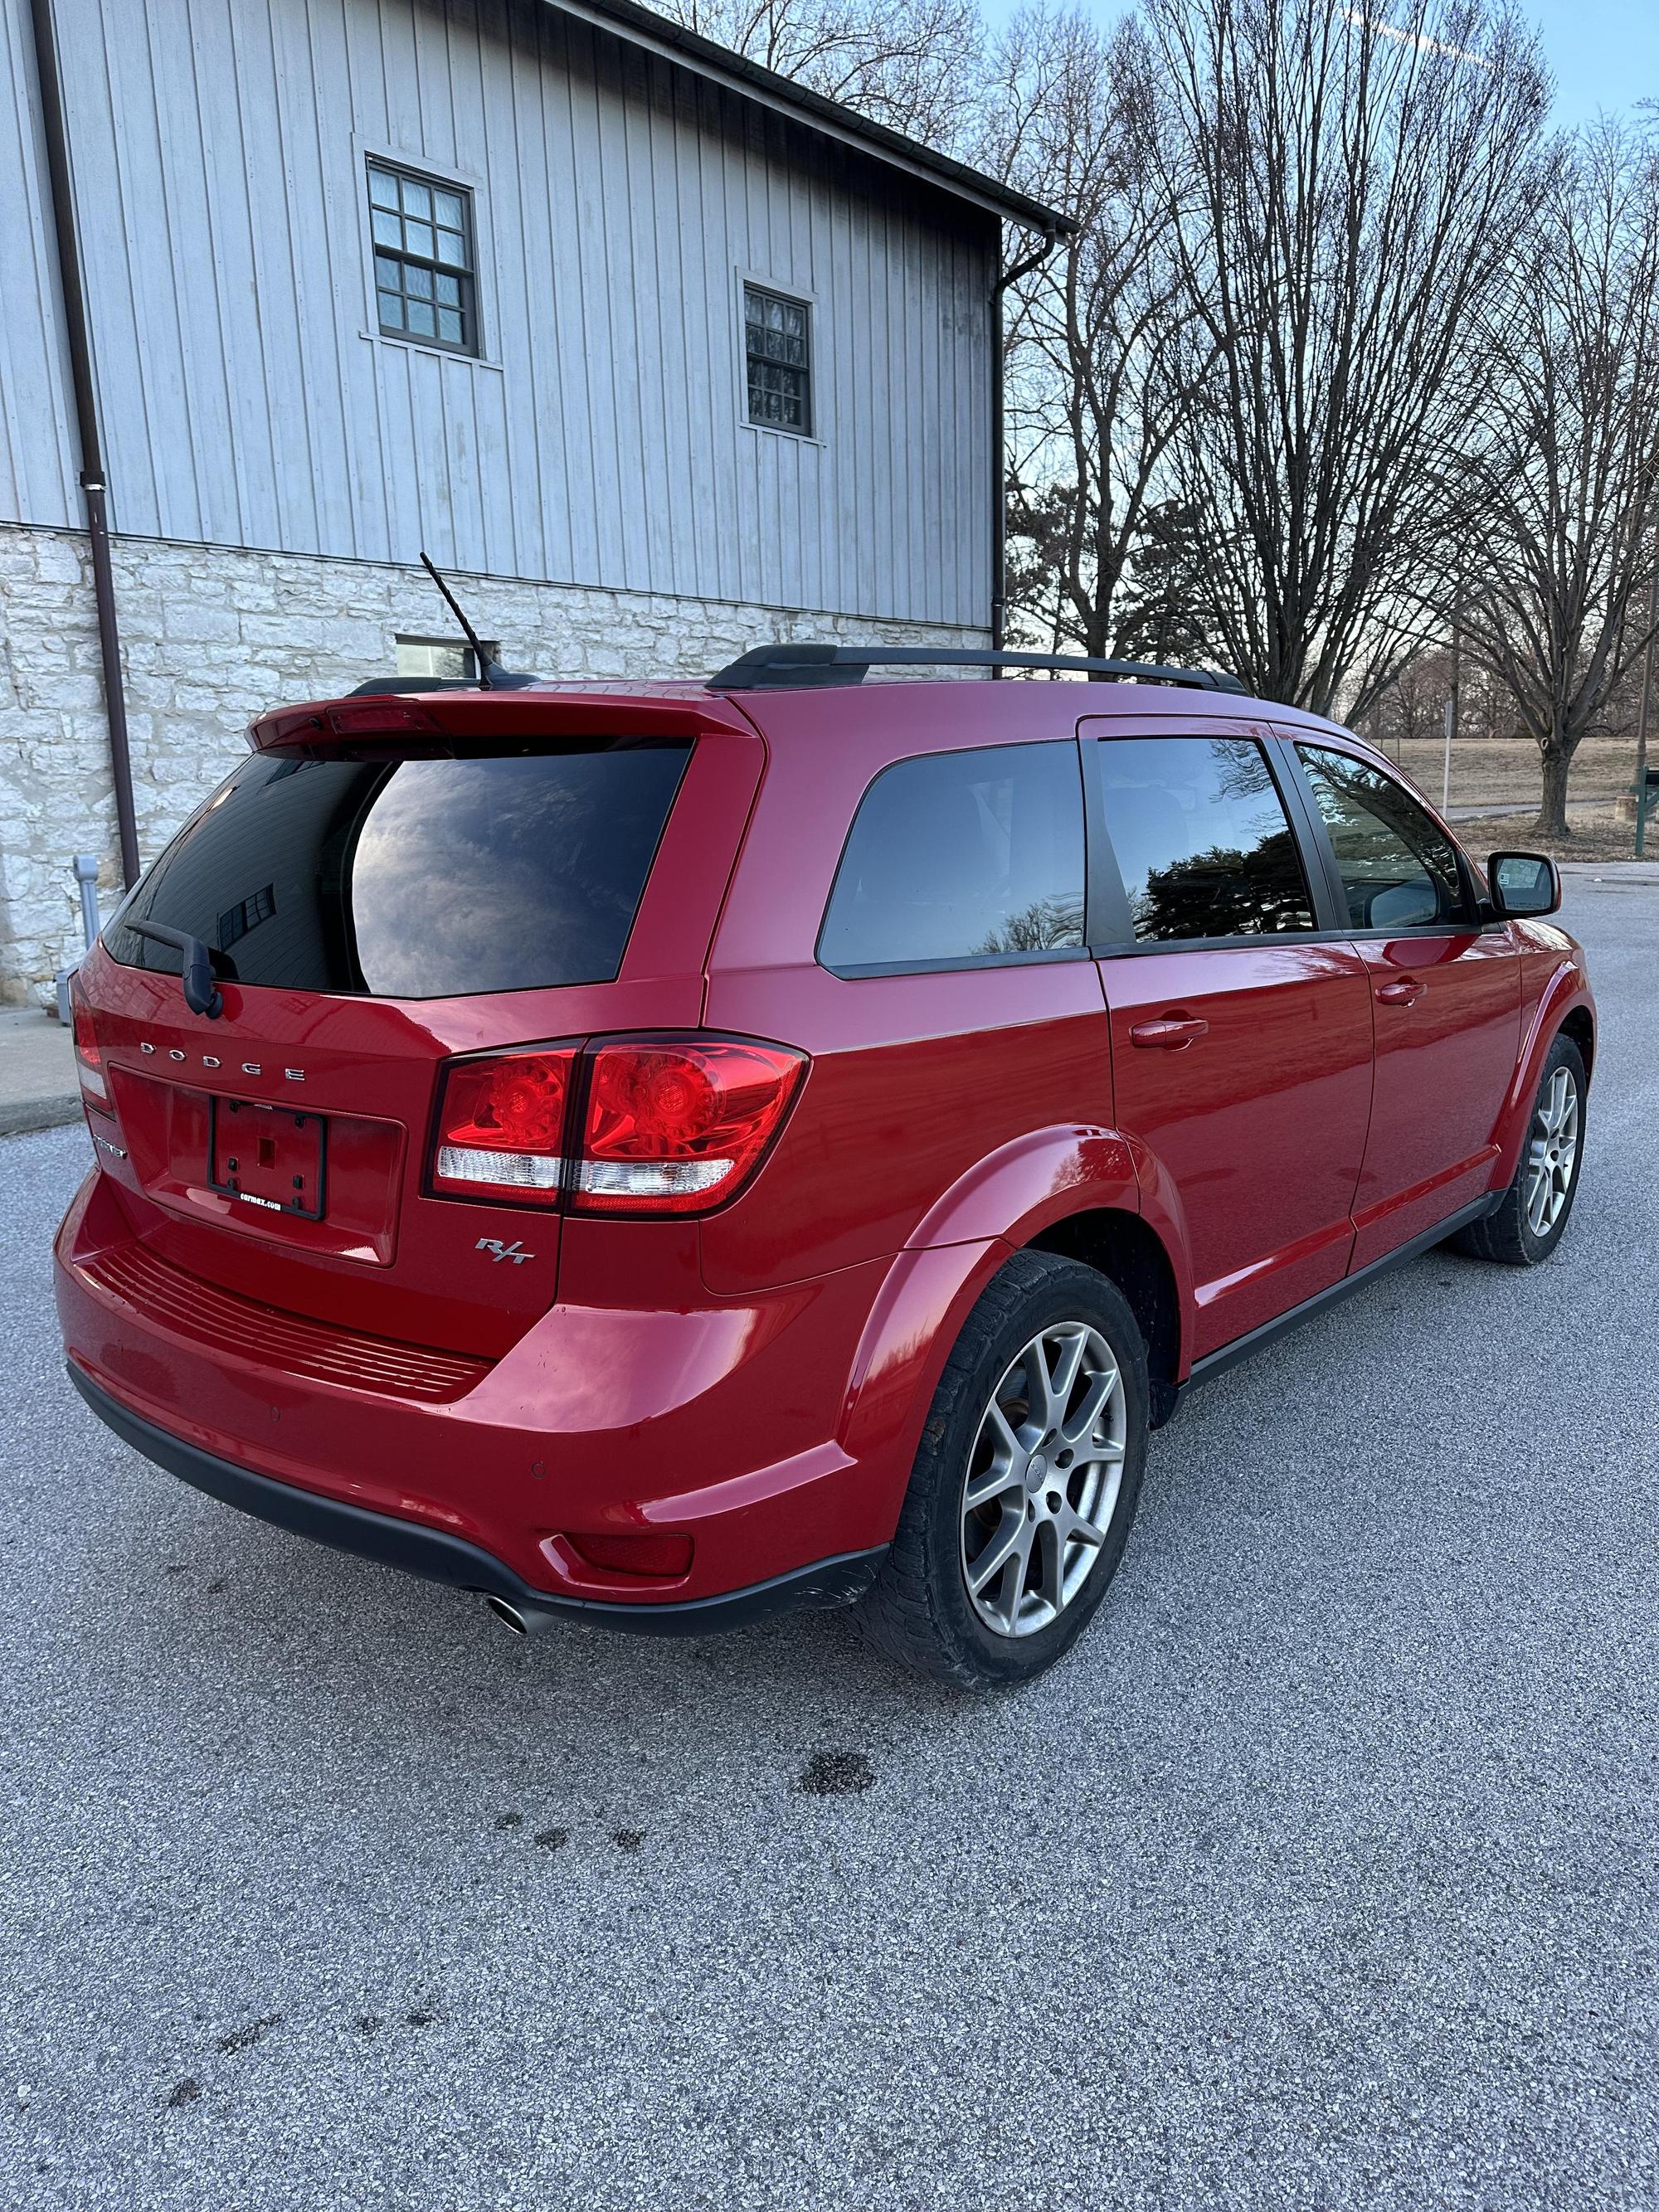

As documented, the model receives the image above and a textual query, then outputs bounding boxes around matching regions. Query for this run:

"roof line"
[544,0,1075,236]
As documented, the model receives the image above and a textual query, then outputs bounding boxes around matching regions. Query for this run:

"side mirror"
[1487,850,1560,920]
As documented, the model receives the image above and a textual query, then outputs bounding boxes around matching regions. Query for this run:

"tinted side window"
[1098,736,1315,942]
[105,745,690,999]
[819,741,1086,972]
[1297,746,1467,930]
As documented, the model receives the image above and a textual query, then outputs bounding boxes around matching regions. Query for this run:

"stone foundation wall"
[0,523,985,1003]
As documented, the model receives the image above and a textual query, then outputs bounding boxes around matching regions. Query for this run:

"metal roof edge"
[545,0,1075,236]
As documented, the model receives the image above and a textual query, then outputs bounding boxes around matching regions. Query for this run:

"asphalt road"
[2,877,1655,2212]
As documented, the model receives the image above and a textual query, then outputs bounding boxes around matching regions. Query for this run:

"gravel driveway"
[2,877,1654,2211]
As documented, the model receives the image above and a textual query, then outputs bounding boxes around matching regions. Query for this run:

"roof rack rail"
[707,644,1247,693]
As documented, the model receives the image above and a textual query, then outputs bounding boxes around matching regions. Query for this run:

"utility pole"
[1637,561,1657,859]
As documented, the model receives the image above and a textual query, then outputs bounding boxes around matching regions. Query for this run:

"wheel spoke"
[1023,1335,1061,1431]
[986,1521,1036,1633]
[966,1509,1024,1597]
[964,1457,1024,1514]
[983,1398,1028,1463]
[1060,1367,1117,1447]
[1055,1502,1108,1554]
[1046,1326,1087,1422]
[1029,1519,1065,1618]
[1525,1169,1550,1235]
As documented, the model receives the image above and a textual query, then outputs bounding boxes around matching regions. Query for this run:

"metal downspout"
[27,0,140,887]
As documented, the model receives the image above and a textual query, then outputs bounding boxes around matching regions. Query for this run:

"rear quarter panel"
[700,684,1118,1294]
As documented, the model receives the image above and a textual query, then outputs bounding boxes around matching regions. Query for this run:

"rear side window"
[1297,744,1467,930]
[818,741,1086,974]
[105,745,690,999]
[1098,735,1315,942]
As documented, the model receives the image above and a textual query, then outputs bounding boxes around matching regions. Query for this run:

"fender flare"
[838,1125,1195,1509]
[1491,966,1595,1187]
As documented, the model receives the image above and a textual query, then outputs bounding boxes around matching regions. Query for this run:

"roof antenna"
[419,551,536,689]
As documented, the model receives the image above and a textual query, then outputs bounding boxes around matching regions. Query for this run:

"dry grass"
[1381,732,1641,813]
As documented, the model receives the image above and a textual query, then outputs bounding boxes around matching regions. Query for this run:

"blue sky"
[1527,0,1658,127]
[972,0,1658,129]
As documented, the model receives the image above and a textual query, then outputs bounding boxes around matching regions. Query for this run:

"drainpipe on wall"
[27,0,140,888]
[988,225,1061,678]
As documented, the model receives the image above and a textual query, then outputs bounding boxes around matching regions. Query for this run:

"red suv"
[56,644,1593,1688]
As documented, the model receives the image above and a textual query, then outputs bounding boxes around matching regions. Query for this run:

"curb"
[0,1096,83,1139]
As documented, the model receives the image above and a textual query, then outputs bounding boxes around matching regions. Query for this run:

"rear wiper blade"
[127,920,225,1018]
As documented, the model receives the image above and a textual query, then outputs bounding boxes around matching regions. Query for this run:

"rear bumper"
[55,1164,915,1616]
[68,1363,883,1634]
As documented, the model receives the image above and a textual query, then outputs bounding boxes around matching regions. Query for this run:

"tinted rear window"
[105,745,690,999]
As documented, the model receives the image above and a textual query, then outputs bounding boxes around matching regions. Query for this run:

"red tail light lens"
[572,1038,805,1214]
[431,1048,577,1205]
[426,1035,805,1215]
[71,980,107,1104]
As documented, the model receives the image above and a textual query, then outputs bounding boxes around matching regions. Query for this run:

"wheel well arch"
[1559,1005,1594,1082]
[1027,1208,1182,1427]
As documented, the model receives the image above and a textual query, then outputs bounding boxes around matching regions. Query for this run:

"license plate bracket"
[209,1097,327,1220]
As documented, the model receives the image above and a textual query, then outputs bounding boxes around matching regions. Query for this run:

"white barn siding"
[0,0,996,628]
[0,0,77,528]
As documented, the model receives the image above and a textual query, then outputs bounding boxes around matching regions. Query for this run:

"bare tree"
[659,0,983,146]
[1362,648,1515,757]
[982,8,1214,660]
[1139,0,1549,716]
[1447,122,1659,834]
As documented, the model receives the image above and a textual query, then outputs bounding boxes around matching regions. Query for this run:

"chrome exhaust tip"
[484,1594,529,1635]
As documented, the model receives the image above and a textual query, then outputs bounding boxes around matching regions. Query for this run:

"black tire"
[855,1250,1149,1690]
[1452,1030,1587,1266]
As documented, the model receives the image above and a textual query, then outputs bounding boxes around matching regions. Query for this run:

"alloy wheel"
[959,1321,1126,1639]
[1525,1065,1579,1238]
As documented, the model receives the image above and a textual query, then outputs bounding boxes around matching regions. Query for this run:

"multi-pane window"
[744,284,812,434]
[368,161,476,352]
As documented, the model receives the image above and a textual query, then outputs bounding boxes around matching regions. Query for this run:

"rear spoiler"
[247,690,757,754]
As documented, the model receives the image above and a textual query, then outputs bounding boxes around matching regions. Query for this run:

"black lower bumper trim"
[67,1364,884,1637]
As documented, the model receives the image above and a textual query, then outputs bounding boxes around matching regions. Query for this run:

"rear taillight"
[426,1035,805,1216]
[71,980,107,1105]
[431,1048,577,1205]
[572,1039,805,1214]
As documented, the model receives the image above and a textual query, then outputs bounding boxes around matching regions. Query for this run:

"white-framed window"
[743,283,813,435]
[367,159,478,354]
[396,636,495,682]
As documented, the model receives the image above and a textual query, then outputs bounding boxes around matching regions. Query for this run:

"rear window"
[105,744,690,999]
[818,741,1086,974]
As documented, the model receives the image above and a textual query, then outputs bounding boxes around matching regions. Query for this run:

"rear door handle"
[1374,978,1423,1005]
[1129,1014,1209,1050]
